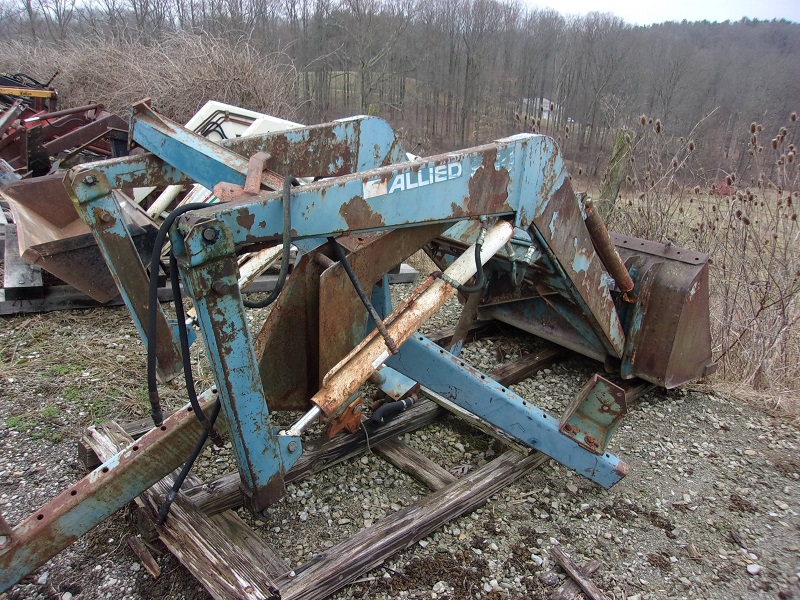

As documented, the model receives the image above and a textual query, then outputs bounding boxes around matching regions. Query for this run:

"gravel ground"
[1,281,799,600]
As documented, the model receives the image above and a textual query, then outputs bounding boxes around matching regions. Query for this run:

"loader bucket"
[444,224,715,389]
[613,232,716,388]
[1,174,157,302]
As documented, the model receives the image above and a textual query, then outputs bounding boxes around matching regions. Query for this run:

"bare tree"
[36,0,76,41]
[456,0,502,144]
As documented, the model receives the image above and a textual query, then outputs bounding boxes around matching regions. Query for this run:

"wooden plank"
[127,536,161,579]
[489,345,565,386]
[278,450,549,600]
[550,559,602,600]
[186,347,566,514]
[78,411,178,469]
[420,385,527,452]
[447,290,482,353]
[621,378,656,403]
[3,224,43,300]
[84,421,287,599]
[0,286,120,315]
[185,398,444,514]
[550,547,610,600]
[373,438,456,491]
[425,319,497,347]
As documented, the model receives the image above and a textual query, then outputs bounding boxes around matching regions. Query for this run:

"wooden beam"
[550,547,610,600]
[425,319,497,347]
[489,345,565,387]
[549,559,602,600]
[79,411,178,469]
[184,398,443,514]
[84,421,287,600]
[127,536,161,579]
[446,290,482,353]
[374,438,456,491]
[279,451,548,600]
[421,385,527,451]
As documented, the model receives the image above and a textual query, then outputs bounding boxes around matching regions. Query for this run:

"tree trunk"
[598,128,634,216]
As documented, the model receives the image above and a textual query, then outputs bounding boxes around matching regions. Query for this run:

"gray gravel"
[1,283,799,600]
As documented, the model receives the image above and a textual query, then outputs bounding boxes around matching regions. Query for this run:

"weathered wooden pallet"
[80,338,564,600]
[0,263,418,316]
[0,275,280,316]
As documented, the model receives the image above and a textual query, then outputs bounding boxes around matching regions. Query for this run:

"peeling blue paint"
[549,211,558,238]
[572,250,591,273]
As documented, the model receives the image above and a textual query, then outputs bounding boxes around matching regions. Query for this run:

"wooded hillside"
[1,1,799,176]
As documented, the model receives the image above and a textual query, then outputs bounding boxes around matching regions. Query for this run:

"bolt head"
[211,281,230,295]
[202,227,218,243]
[287,441,298,453]
[83,175,97,185]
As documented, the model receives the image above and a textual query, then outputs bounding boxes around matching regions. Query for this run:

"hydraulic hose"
[146,203,209,427]
[456,223,487,295]
[156,399,221,524]
[243,175,297,309]
[328,236,398,354]
[169,252,222,444]
[367,396,416,429]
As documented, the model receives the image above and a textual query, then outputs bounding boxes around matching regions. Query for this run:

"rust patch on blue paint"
[466,147,512,215]
[237,212,256,232]
[339,196,386,230]
[450,202,467,218]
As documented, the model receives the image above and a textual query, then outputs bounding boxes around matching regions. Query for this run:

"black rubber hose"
[156,399,221,524]
[456,239,485,295]
[146,203,209,426]
[367,397,415,429]
[243,176,296,309]
[168,252,210,427]
[328,236,398,354]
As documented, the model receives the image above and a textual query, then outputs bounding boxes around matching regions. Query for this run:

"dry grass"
[605,113,800,412]
[0,31,299,124]
[0,306,208,429]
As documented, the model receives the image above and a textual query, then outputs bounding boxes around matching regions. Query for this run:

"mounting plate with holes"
[559,373,628,454]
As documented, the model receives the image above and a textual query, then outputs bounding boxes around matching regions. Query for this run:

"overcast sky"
[529,0,800,26]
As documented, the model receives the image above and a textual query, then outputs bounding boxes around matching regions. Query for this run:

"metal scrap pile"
[1,72,128,179]
[0,80,304,313]
[0,73,134,310]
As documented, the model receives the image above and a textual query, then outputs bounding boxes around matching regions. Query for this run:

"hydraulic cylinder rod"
[291,220,513,426]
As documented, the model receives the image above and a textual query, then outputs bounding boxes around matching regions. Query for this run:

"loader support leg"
[386,335,629,488]
[177,227,301,513]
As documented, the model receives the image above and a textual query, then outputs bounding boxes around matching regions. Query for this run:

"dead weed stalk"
[608,112,800,407]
